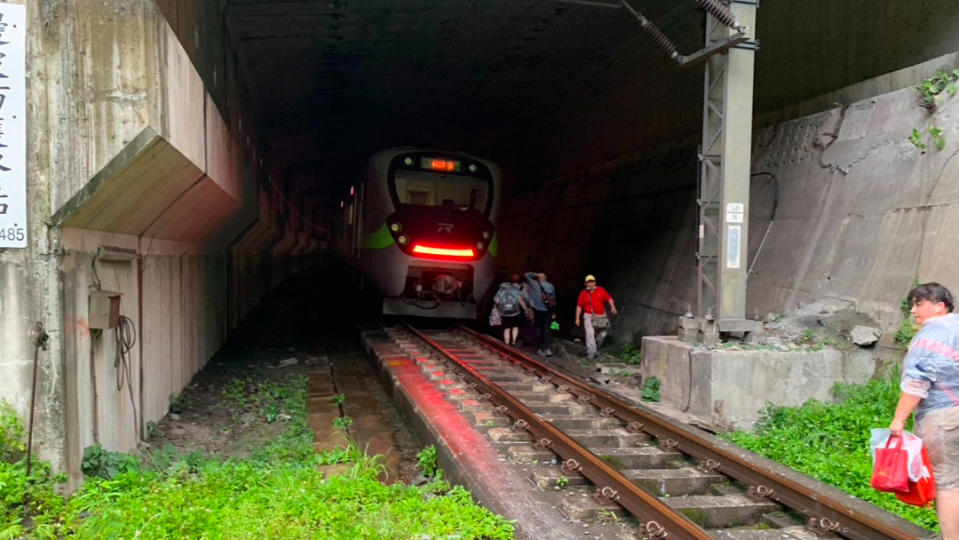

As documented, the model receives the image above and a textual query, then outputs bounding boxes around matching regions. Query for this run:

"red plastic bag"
[895,445,937,507]
[871,435,910,493]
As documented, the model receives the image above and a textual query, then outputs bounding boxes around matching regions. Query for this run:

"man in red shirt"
[575,275,617,359]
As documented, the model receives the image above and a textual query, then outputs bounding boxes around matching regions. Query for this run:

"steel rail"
[401,323,712,540]
[456,324,928,540]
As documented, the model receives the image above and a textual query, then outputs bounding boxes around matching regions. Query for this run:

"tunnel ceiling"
[222,0,959,192]
[224,0,703,181]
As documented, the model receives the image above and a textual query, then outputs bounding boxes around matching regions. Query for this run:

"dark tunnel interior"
[150,0,959,337]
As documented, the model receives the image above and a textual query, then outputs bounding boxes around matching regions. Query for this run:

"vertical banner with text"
[0,3,25,248]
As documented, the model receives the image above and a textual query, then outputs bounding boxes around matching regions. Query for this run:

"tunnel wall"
[156,1,331,329]
[499,51,959,351]
[0,0,259,489]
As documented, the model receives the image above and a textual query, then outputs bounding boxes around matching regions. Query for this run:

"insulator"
[621,0,680,60]
[695,0,743,32]
[638,18,679,59]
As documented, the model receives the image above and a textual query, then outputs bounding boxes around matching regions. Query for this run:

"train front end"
[362,150,500,319]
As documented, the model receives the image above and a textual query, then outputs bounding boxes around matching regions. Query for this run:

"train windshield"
[392,171,490,215]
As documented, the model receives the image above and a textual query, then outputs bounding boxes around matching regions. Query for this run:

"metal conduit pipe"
[747,171,778,279]
[693,0,748,34]
[620,0,681,62]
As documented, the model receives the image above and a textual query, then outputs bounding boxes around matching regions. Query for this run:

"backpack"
[542,289,557,310]
[495,287,521,317]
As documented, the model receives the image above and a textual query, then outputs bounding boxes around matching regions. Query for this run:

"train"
[342,148,502,318]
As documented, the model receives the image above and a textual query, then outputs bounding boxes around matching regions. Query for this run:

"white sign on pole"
[726,202,744,224]
[0,4,26,248]
[727,225,741,269]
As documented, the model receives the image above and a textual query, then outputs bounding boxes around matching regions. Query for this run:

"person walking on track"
[493,275,529,346]
[524,271,556,357]
[574,275,617,360]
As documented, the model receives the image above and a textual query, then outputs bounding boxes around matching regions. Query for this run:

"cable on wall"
[114,315,141,444]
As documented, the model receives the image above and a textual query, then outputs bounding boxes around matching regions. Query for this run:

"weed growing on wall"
[80,444,141,479]
[641,376,661,402]
[0,401,25,463]
[620,344,641,365]
[896,280,921,347]
[720,371,938,532]
[917,68,959,111]
[909,68,959,151]
[416,444,439,478]
[895,317,919,347]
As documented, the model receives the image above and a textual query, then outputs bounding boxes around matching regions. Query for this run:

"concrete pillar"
[0,0,257,490]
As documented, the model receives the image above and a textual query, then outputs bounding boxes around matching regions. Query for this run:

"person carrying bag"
[870,434,910,493]
[888,282,959,533]
[870,428,937,507]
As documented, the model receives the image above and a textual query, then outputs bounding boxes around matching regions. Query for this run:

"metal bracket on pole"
[679,33,748,67]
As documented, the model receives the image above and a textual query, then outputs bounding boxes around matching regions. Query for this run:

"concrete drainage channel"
[307,346,414,478]
[361,324,933,540]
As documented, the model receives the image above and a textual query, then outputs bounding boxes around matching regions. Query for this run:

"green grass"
[720,370,938,532]
[0,369,514,539]
[61,454,512,539]
[0,401,67,539]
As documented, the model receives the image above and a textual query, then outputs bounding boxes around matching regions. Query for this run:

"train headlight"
[397,235,409,245]
[468,164,477,173]
[477,242,484,250]
[390,223,402,233]
[482,230,490,239]
[404,157,414,166]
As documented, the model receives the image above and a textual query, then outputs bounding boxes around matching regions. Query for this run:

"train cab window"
[393,171,490,214]
[407,190,430,205]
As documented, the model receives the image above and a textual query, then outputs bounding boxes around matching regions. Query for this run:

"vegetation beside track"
[1,369,514,539]
[720,369,939,532]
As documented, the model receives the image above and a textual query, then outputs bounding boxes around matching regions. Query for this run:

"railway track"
[391,323,932,540]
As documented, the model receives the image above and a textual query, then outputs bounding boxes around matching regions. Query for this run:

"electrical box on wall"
[89,290,122,330]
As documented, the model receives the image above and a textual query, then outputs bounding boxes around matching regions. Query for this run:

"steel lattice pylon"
[695,1,760,336]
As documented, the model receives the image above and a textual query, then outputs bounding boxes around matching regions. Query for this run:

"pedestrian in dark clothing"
[524,271,556,357]
[491,275,529,346]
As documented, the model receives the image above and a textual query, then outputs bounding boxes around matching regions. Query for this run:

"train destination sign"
[0,3,25,248]
[421,157,461,173]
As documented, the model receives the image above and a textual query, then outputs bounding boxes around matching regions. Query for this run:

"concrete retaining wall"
[641,336,876,430]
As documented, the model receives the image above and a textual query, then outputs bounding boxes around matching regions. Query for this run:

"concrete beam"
[52,128,203,234]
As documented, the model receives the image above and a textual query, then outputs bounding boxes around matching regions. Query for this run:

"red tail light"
[412,244,476,259]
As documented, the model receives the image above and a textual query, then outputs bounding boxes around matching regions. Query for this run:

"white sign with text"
[0,4,25,248]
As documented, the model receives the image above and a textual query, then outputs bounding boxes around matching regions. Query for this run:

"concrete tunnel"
[3,0,959,488]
